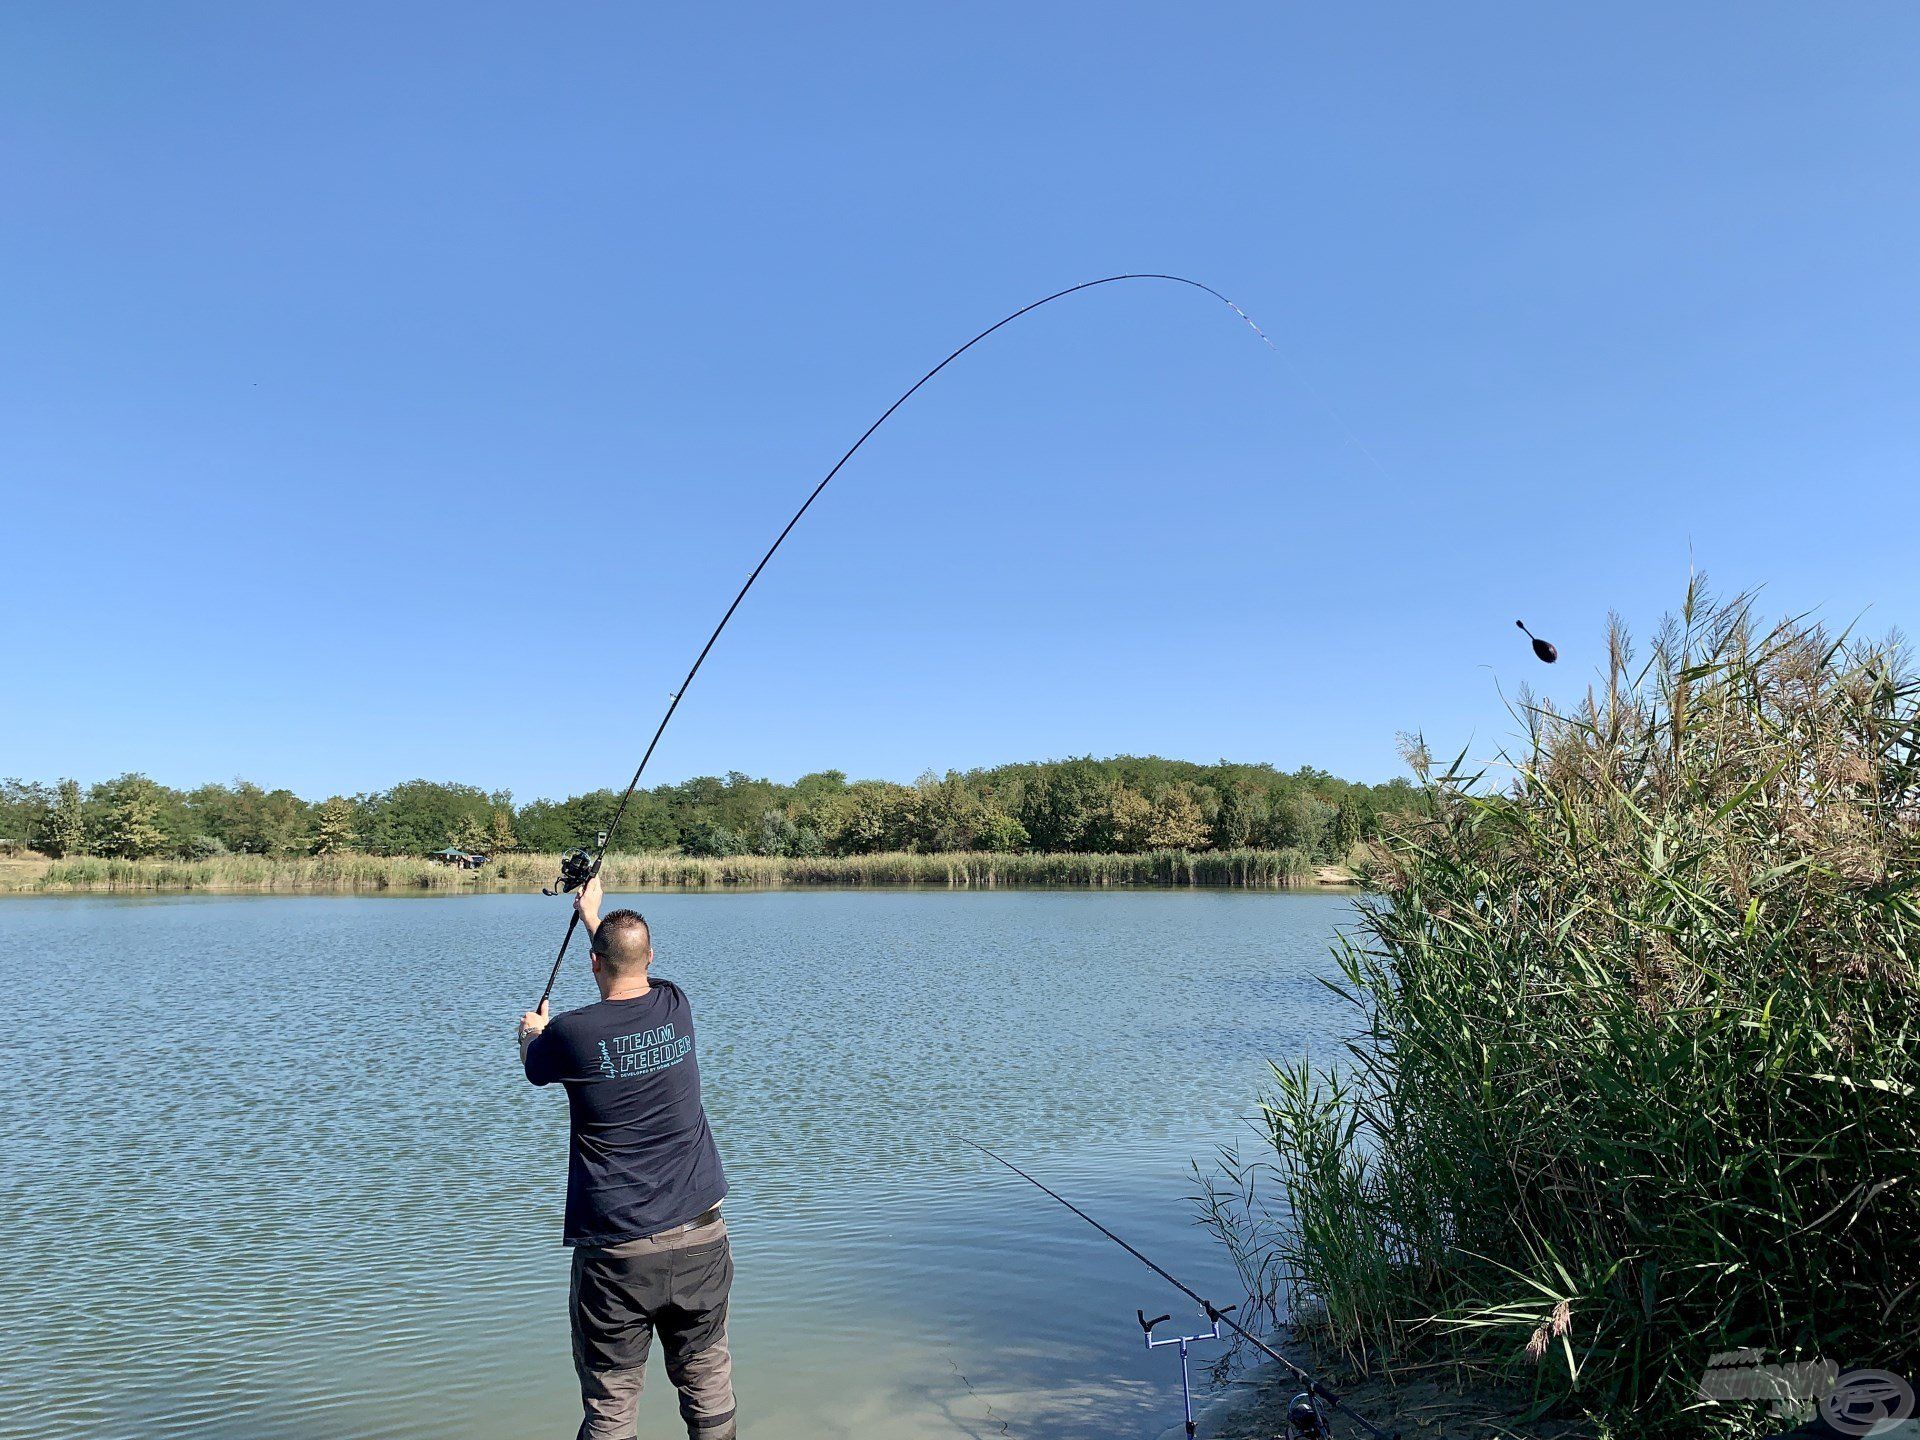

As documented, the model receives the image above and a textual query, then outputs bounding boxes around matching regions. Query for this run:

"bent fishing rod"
[534,273,1276,1009]
[961,1139,1401,1440]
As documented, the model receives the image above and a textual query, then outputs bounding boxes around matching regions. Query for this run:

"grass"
[1,846,1331,893]
[1222,583,1920,1438]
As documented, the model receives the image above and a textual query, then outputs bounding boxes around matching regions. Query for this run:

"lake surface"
[0,890,1360,1440]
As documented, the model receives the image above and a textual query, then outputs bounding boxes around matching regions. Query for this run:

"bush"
[974,811,1030,853]
[681,820,740,858]
[1260,584,1920,1437]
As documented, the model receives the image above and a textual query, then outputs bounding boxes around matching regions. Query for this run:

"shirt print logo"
[596,1023,694,1079]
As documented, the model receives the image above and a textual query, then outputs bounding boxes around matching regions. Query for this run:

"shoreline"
[0,849,1366,896]
[1159,1348,1598,1440]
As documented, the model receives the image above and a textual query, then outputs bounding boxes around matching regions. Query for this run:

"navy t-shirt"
[523,978,728,1247]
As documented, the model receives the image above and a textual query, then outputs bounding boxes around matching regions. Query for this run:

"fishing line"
[960,1139,1400,1440]
[534,273,1292,1008]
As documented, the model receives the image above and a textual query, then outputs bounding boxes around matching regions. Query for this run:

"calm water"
[0,890,1358,1440]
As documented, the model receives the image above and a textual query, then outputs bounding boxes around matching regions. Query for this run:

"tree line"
[0,757,1415,864]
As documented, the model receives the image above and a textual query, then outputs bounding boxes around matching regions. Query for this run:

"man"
[518,874,736,1440]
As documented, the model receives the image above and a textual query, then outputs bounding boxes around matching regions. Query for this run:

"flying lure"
[1516,619,1558,663]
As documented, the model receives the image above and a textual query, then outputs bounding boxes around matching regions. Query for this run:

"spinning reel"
[543,832,607,897]
[1286,1390,1329,1437]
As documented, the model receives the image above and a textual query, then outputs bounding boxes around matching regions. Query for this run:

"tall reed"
[1257,585,1920,1436]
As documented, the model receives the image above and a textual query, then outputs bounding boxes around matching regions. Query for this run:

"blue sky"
[4,4,1918,801]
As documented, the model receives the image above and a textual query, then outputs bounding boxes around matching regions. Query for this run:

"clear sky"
[4,4,1918,801]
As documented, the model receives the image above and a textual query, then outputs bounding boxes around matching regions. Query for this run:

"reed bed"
[1249,585,1920,1438]
[9,846,1320,893]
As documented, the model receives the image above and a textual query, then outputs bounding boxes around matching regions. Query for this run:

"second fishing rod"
[965,1139,1401,1440]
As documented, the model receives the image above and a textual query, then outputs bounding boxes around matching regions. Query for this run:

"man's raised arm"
[575,872,604,945]
[516,872,604,1073]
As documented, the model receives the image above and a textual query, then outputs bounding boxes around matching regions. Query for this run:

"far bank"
[0,848,1364,895]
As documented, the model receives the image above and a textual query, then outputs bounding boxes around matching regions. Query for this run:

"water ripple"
[0,890,1355,1440]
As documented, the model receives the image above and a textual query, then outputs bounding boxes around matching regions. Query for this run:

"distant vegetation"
[1235,585,1919,1437]
[11,847,1324,893]
[0,756,1412,867]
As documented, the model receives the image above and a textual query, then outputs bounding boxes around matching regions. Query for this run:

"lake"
[0,889,1360,1440]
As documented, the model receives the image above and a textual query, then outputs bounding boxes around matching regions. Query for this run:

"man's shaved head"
[591,909,653,977]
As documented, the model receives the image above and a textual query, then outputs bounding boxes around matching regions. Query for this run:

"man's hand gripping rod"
[536,832,604,1009]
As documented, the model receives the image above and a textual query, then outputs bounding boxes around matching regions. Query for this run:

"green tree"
[96,774,169,859]
[359,780,495,855]
[910,772,993,851]
[257,789,310,856]
[1143,786,1210,850]
[194,780,265,853]
[1019,761,1111,852]
[1329,803,1357,853]
[511,797,575,853]
[1263,792,1334,856]
[0,779,53,854]
[753,808,798,857]
[313,796,358,855]
[1103,783,1154,852]
[792,770,848,804]
[973,809,1029,852]
[681,818,740,857]
[825,781,915,854]
[1210,785,1266,850]
[485,808,519,853]
[47,779,86,858]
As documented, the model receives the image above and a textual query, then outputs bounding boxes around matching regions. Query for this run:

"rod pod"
[1139,1305,1230,1438]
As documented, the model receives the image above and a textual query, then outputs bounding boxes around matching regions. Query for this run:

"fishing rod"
[961,1139,1400,1440]
[534,273,1277,1008]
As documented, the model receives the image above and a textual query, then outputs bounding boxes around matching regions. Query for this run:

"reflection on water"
[0,889,1358,1440]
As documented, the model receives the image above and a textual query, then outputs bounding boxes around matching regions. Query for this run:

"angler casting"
[518,276,1285,1438]
[520,876,736,1440]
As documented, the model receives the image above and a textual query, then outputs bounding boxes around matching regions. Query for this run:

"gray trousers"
[570,1213,736,1440]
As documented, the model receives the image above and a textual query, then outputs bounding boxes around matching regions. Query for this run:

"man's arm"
[515,874,602,1078]
[575,872,603,944]
[518,999,551,1070]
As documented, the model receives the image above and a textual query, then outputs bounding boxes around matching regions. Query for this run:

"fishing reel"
[1286,1391,1328,1438]
[543,832,606,897]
